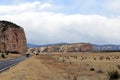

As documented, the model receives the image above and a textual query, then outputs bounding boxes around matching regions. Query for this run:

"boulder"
[0,20,27,54]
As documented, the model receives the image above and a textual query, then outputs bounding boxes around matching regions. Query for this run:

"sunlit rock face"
[34,43,93,53]
[0,20,27,54]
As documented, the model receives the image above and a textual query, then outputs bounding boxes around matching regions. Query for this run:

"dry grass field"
[0,52,120,80]
[37,52,120,80]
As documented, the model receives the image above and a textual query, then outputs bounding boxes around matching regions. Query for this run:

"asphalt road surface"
[0,56,27,73]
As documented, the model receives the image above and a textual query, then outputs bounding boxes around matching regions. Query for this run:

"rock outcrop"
[28,43,93,54]
[0,20,27,54]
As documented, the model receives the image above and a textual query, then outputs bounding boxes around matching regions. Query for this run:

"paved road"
[0,56,27,73]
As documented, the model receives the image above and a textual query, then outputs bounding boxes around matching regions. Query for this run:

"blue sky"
[0,0,120,45]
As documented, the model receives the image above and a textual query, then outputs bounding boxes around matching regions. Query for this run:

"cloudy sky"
[0,0,120,45]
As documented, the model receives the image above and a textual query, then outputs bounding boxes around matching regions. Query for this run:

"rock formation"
[0,20,27,54]
[28,43,93,54]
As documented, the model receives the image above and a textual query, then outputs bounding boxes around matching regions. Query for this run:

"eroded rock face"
[47,43,93,53]
[0,20,27,54]
[28,43,93,54]
[62,43,93,52]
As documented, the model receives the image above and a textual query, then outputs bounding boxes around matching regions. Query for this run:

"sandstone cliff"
[0,20,27,54]
[28,43,93,54]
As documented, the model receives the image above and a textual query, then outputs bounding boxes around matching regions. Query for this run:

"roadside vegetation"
[0,53,22,60]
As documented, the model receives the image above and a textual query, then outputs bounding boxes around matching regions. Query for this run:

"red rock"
[0,20,27,54]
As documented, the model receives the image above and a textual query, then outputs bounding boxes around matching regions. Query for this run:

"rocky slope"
[27,43,93,54]
[0,20,27,54]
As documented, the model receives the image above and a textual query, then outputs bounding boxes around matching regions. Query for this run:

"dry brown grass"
[0,53,22,60]
[0,56,66,80]
[0,52,120,80]
[36,52,120,80]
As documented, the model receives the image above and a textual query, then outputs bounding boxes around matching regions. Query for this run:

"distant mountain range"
[27,43,40,48]
[27,43,120,51]
[93,44,120,51]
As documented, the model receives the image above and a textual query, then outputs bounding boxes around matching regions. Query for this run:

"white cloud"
[1,1,120,44]
[104,0,120,14]
[39,3,52,9]
[0,1,52,15]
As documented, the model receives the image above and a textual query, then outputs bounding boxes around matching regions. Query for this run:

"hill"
[27,43,120,52]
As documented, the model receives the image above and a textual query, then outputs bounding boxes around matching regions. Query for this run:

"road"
[0,56,27,73]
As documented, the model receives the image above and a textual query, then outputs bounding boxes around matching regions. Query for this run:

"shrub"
[26,53,30,57]
[107,70,120,80]
[90,68,95,71]
[116,65,120,70]
[99,56,104,60]
[62,59,65,62]
[93,58,96,60]
[1,53,6,58]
